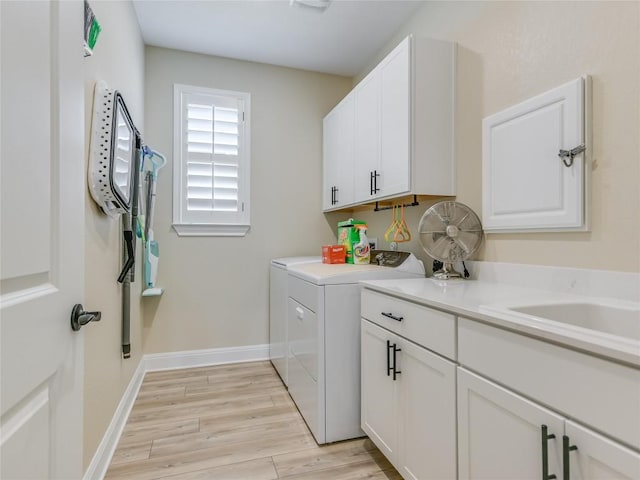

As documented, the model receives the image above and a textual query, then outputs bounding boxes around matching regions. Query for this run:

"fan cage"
[418,201,483,279]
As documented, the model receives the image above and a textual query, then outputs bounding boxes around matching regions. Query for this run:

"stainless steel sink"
[507,303,640,341]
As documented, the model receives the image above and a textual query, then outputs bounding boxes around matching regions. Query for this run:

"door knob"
[70,304,101,331]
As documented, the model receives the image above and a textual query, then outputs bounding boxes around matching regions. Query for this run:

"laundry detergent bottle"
[353,225,371,265]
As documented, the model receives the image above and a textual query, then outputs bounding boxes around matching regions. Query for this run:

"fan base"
[432,263,463,280]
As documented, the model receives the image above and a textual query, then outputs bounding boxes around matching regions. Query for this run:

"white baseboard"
[83,343,269,480]
[144,344,269,372]
[83,359,146,480]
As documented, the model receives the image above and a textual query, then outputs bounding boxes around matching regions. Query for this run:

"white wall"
[354,1,640,273]
[82,0,145,468]
[142,47,351,353]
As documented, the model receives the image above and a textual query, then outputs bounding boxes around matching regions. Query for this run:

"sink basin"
[508,303,640,341]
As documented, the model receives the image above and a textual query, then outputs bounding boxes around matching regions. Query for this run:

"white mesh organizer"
[88,80,139,217]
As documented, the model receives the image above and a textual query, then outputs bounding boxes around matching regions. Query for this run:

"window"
[173,84,250,236]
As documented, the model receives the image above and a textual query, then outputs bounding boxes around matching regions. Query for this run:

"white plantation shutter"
[173,85,250,236]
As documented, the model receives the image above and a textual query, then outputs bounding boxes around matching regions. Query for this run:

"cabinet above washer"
[323,35,456,212]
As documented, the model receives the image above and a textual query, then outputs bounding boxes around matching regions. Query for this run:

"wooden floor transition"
[105,361,401,479]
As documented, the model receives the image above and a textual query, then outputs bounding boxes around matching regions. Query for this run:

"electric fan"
[418,201,483,280]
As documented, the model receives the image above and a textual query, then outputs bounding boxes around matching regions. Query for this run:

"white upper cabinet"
[323,35,456,212]
[482,77,590,232]
[323,93,355,210]
[354,73,381,201]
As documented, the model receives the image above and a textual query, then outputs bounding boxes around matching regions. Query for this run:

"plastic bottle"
[353,225,371,265]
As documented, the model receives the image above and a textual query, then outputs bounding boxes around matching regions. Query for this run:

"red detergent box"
[322,245,346,264]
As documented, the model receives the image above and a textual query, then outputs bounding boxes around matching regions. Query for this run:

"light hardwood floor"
[105,361,401,479]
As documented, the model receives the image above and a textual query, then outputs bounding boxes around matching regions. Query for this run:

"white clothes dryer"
[286,253,424,444]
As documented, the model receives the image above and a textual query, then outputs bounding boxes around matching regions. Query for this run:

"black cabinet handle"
[381,312,403,322]
[562,435,578,480]
[541,425,557,480]
[370,171,374,195]
[392,344,401,380]
[372,170,380,194]
[386,340,392,377]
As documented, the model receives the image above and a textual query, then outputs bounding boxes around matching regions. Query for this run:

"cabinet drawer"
[459,317,640,449]
[361,288,456,360]
[288,275,320,313]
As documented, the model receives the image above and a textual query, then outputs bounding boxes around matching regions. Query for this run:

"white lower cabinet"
[361,319,457,479]
[565,421,640,480]
[458,368,640,480]
[361,319,399,460]
[458,368,564,480]
[361,287,640,480]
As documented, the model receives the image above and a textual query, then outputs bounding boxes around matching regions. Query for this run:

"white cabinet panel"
[566,421,640,480]
[361,319,399,460]
[354,73,381,201]
[482,77,589,231]
[398,339,456,480]
[379,37,410,198]
[361,317,457,478]
[458,368,564,480]
[323,94,354,210]
[322,35,455,212]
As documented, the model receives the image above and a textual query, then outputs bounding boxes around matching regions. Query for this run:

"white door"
[565,421,640,480]
[1,1,84,478]
[322,95,355,211]
[379,37,410,199]
[322,107,339,210]
[458,368,564,480]
[360,319,399,462]
[398,339,456,480]
[354,72,381,202]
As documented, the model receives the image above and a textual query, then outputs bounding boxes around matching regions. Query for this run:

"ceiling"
[132,0,425,77]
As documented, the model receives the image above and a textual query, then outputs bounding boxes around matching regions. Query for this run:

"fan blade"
[452,235,471,255]
[428,234,454,260]
[453,211,471,228]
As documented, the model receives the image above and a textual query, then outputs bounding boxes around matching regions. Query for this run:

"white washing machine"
[286,252,424,444]
[269,257,320,386]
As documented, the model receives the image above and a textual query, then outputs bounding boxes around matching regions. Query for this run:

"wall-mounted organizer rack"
[88,80,166,358]
[374,195,420,212]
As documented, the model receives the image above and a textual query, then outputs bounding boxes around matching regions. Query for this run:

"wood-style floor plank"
[153,457,279,480]
[105,361,400,479]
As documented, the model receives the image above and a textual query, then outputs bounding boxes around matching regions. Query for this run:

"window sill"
[172,223,250,237]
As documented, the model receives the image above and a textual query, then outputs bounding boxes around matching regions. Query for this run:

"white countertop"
[287,262,423,285]
[360,277,640,367]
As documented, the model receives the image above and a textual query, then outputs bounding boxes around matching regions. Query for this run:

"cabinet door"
[323,94,355,211]
[379,36,410,199]
[361,319,399,462]
[398,339,457,480]
[458,368,564,480]
[354,72,381,202]
[482,77,588,232]
[565,421,640,480]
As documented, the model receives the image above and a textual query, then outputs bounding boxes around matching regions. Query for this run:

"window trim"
[172,83,251,237]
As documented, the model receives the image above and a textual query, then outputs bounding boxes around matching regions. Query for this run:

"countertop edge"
[360,280,640,369]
